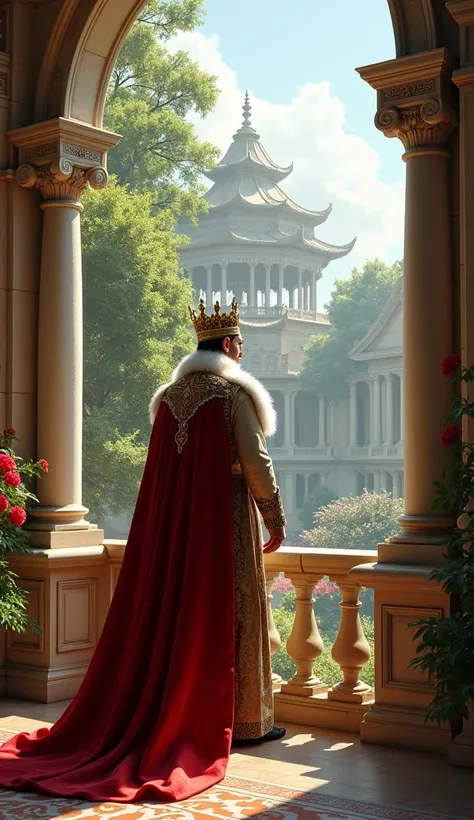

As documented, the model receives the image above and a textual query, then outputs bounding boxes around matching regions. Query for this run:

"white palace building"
[178,96,404,535]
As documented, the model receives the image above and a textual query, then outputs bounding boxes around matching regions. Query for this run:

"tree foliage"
[301,490,404,551]
[105,0,219,213]
[82,1,219,523]
[300,259,403,401]
[299,485,339,531]
[82,182,193,521]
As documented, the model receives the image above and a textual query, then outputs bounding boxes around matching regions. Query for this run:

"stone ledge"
[274,691,373,734]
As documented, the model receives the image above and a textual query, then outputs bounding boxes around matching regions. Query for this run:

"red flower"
[8,506,26,526]
[3,428,16,436]
[0,495,8,512]
[38,459,49,474]
[441,355,461,377]
[441,426,462,447]
[0,453,16,473]
[3,471,21,488]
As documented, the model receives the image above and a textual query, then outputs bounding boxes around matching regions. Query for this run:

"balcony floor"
[0,699,472,819]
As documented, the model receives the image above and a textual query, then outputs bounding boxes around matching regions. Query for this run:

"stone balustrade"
[103,541,376,733]
[264,546,376,732]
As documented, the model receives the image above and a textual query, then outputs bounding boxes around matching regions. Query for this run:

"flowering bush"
[301,490,404,551]
[410,355,474,739]
[0,429,48,632]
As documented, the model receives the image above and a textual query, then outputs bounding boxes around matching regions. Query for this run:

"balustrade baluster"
[329,581,373,704]
[281,580,328,697]
[265,575,282,691]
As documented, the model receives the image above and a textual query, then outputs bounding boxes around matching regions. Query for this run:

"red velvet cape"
[0,400,235,803]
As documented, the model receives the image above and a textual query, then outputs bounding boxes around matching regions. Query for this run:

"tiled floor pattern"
[0,701,472,819]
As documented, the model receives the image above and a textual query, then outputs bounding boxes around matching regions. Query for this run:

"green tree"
[301,490,404,551]
[82,1,220,522]
[299,485,339,531]
[82,182,193,522]
[105,0,219,214]
[300,259,402,401]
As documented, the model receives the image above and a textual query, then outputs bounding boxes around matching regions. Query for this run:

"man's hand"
[263,527,286,554]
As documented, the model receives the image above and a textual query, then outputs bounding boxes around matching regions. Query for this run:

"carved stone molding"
[17,160,108,202]
[374,96,457,151]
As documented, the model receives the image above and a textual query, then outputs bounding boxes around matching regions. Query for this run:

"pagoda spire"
[234,90,259,139]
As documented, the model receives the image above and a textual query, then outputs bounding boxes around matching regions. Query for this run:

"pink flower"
[314,579,339,598]
[0,453,16,473]
[3,471,21,488]
[8,506,26,526]
[0,495,8,512]
[272,577,294,593]
[3,428,16,436]
[38,459,49,474]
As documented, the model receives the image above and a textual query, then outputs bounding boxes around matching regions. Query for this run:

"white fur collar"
[149,351,276,437]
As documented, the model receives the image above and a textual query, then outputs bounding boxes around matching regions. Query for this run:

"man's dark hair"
[197,335,238,352]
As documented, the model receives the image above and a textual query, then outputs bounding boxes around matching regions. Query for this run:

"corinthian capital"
[8,117,120,202]
[17,160,108,201]
[357,49,457,154]
[374,96,457,151]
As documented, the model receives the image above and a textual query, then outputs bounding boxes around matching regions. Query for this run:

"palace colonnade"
[0,0,473,765]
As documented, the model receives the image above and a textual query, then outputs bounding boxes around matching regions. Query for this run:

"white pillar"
[393,471,404,499]
[206,266,213,307]
[221,264,227,306]
[399,372,404,443]
[304,474,309,501]
[373,470,381,492]
[318,396,326,446]
[290,393,296,445]
[385,373,394,444]
[284,392,292,446]
[283,472,294,516]
[373,375,382,444]
[249,264,256,307]
[265,265,271,309]
[278,266,284,305]
[310,272,317,311]
[297,268,303,309]
[349,382,357,446]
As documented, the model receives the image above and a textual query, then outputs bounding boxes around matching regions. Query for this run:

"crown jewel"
[188,298,240,343]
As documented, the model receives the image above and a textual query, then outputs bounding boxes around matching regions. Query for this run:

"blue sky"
[173,1,405,304]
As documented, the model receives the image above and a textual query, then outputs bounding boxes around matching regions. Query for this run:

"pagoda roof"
[180,222,356,262]
[205,92,293,184]
[203,93,331,228]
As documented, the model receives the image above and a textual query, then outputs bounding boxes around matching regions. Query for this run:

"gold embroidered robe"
[162,371,286,740]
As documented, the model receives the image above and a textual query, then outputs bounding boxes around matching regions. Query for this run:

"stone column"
[206,266,213,307]
[15,161,110,540]
[373,470,381,492]
[399,372,404,443]
[297,268,303,309]
[277,266,284,305]
[265,264,271,309]
[372,72,456,549]
[310,272,317,312]
[393,472,403,500]
[318,396,326,446]
[7,119,120,701]
[350,50,457,754]
[385,373,394,444]
[284,392,292,446]
[221,264,227,307]
[372,375,382,445]
[349,382,357,447]
[283,472,294,516]
[290,392,296,446]
[249,263,256,308]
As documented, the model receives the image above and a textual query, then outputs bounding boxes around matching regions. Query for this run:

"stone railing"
[264,546,376,732]
[348,443,403,459]
[268,446,335,459]
[103,541,376,733]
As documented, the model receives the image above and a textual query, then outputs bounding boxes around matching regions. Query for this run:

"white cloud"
[169,31,405,304]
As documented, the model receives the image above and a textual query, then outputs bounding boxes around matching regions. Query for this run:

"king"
[0,299,287,804]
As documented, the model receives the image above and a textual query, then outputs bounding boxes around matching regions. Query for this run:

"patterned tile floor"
[0,701,472,820]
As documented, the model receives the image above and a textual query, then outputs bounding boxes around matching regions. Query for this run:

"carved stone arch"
[35,0,148,127]
[387,0,459,58]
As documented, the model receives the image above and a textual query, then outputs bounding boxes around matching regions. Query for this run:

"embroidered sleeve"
[231,390,287,529]
[254,488,286,529]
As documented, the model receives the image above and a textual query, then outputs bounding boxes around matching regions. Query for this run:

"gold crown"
[188,298,240,343]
